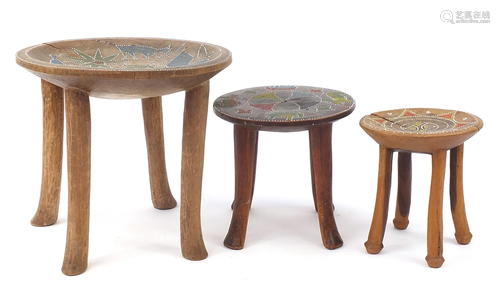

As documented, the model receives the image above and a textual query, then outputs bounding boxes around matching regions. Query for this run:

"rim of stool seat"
[360,108,483,153]
[213,85,355,131]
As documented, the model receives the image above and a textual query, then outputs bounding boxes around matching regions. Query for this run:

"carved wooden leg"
[450,144,472,245]
[309,131,335,212]
[224,126,259,250]
[309,124,343,249]
[309,132,318,212]
[249,132,258,206]
[62,88,91,276]
[180,81,209,261]
[142,96,177,209]
[393,152,412,230]
[426,150,446,268]
[365,146,394,254]
[230,130,258,210]
[32,80,64,227]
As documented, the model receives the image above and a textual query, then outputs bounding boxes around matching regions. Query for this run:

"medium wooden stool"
[360,108,483,268]
[213,85,355,250]
[16,38,231,275]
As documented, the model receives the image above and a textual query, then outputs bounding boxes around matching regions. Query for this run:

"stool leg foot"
[142,97,177,210]
[365,146,393,254]
[393,152,412,230]
[224,126,259,250]
[180,81,209,261]
[62,89,91,276]
[32,80,64,227]
[425,255,445,268]
[450,144,472,245]
[426,150,447,268]
[309,124,343,249]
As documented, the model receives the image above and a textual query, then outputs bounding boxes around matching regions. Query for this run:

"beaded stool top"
[16,38,230,72]
[360,108,483,136]
[213,86,355,127]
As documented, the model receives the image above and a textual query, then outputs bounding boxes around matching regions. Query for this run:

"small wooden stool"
[213,85,355,250]
[360,108,483,268]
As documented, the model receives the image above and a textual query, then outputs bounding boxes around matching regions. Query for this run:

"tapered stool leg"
[365,146,394,254]
[142,96,177,210]
[32,80,64,227]
[62,88,91,276]
[309,124,343,249]
[309,132,335,212]
[230,130,258,210]
[180,81,210,261]
[309,132,318,212]
[450,144,472,245]
[425,150,446,268]
[393,152,412,230]
[224,126,259,249]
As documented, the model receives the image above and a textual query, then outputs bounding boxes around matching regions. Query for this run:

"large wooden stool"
[16,38,231,275]
[213,85,355,250]
[360,108,483,268]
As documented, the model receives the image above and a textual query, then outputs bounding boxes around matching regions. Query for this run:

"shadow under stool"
[16,38,231,275]
[213,85,355,250]
[360,108,483,268]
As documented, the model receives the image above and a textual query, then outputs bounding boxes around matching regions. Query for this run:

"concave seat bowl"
[16,38,232,98]
[360,108,483,153]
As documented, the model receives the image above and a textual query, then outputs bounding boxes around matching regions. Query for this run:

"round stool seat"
[360,108,483,153]
[214,85,355,131]
[16,38,231,99]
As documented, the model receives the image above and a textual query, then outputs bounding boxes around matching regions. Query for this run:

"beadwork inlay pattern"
[214,86,355,122]
[362,108,481,135]
[19,38,221,71]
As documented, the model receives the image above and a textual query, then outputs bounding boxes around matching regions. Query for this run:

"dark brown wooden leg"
[365,146,394,254]
[62,88,91,276]
[142,96,177,209]
[249,132,258,205]
[224,125,259,250]
[309,124,343,249]
[309,131,335,212]
[230,129,258,210]
[393,152,412,230]
[425,150,446,268]
[309,132,318,212]
[180,81,209,261]
[32,80,64,227]
[450,144,472,245]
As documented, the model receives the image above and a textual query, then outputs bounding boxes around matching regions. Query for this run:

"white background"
[1,0,498,289]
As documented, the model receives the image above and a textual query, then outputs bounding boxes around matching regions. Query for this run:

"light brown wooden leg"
[393,152,412,230]
[224,126,259,250]
[62,88,91,276]
[450,144,472,245]
[180,81,209,261]
[365,146,394,254]
[142,97,177,209]
[425,150,446,268]
[32,80,64,227]
[309,124,343,249]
